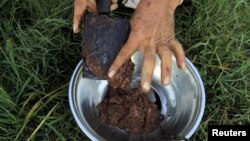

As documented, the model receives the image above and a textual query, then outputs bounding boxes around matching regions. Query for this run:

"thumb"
[73,0,87,33]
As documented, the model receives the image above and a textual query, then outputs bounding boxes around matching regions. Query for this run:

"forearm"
[124,0,183,10]
[132,0,180,23]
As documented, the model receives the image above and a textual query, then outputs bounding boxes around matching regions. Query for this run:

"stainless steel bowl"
[69,52,205,141]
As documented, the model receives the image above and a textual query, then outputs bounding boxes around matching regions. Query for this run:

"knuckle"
[74,14,82,21]
[157,46,164,53]
[124,39,136,49]
[131,23,144,34]
[147,45,156,53]
[141,71,152,80]
[158,48,171,59]
[118,50,130,61]
[170,39,182,48]
[163,66,170,73]
[157,42,167,48]
[157,37,169,46]
[176,42,183,49]
[162,66,171,77]
[144,55,155,63]
[157,46,168,54]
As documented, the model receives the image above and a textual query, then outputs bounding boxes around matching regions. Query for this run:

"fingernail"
[142,82,151,92]
[181,62,186,70]
[73,24,79,33]
[163,76,170,85]
[108,70,116,78]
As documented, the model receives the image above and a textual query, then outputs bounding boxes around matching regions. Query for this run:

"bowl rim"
[184,58,205,138]
[68,57,206,140]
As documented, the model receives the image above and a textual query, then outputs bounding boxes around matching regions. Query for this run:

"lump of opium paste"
[97,87,163,135]
[83,14,130,79]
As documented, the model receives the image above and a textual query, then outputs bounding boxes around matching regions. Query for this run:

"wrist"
[135,0,180,16]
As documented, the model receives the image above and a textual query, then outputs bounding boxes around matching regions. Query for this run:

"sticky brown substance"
[83,14,130,79]
[97,87,163,135]
[107,60,135,89]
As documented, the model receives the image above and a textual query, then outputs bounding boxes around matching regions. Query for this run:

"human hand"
[108,0,185,92]
[73,0,119,33]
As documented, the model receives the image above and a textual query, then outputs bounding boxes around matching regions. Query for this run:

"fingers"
[108,36,139,78]
[73,0,87,33]
[141,46,156,92]
[157,47,172,86]
[74,0,98,33]
[169,39,185,70]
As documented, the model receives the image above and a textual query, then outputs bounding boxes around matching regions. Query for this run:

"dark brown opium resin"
[97,86,163,135]
[83,14,129,79]
[107,60,134,89]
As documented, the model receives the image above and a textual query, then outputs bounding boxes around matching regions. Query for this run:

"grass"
[0,0,249,140]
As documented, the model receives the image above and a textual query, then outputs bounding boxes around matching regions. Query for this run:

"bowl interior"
[69,52,205,141]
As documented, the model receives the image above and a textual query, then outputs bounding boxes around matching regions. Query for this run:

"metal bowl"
[69,52,205,141]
